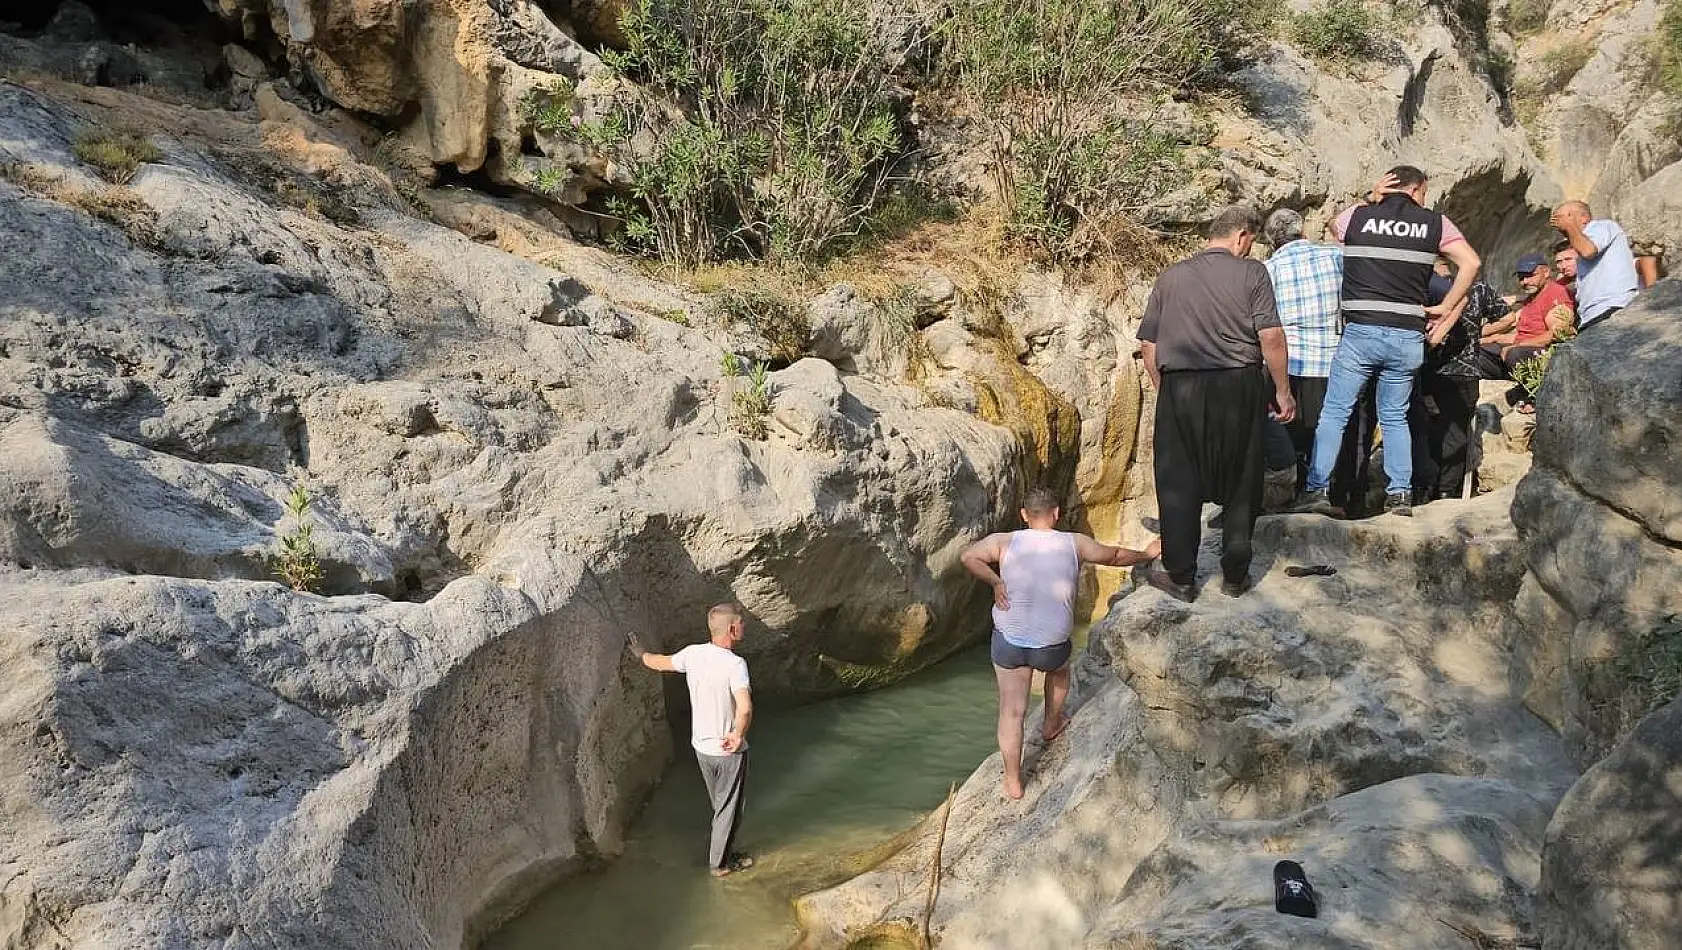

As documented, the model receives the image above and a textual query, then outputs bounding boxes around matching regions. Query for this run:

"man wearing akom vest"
[1292,166,1481,518]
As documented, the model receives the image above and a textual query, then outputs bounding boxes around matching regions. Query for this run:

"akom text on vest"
[1359,218,1430,238]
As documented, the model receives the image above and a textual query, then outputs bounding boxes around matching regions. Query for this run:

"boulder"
[1538,696,1682,950]
[1512,281,1682,762]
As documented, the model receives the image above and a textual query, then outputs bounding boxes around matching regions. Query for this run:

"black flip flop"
[1284,564,1337,578]
[1274,860,1318,918]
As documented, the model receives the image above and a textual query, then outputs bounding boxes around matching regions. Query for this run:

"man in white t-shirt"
[1550,200,1639,329]
[640,603,755,877]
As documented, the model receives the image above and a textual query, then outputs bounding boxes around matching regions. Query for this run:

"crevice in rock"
[1542,462,1682,554]
[1435,166,1554,277]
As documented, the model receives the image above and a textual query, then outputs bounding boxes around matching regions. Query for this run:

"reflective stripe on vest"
[1342,245,1439,265]
[1343,298,1426,317]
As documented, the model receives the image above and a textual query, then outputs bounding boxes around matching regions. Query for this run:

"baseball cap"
[1514,253,1548,274]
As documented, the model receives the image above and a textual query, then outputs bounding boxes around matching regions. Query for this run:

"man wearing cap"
[1481,253,1573,375]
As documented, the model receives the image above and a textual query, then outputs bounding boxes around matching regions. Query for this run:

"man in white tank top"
[961,488,1162,800]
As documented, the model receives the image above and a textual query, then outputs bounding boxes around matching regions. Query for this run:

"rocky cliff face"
[1,0,1677,946]
[0,71,1022,948]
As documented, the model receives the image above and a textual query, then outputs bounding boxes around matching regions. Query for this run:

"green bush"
[589,0,902,264]
[1657,0,1682,98]
[1509,344,1554,397]
[273,484,325,593]
[1292,0,1385,59]
[1505,0,1550,36]
[942,0,1257,261]
[72,127,161,184]
[730,361,775,439]
[712,288,810,363]
[518,79,577,136]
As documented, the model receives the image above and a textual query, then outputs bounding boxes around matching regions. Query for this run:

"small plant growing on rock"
[1509,345,1555,398]
[530,163,567,197]
[273,484,325,593]
[730,361,774,440]
[712,288,810,365]
[720,349,744,377]
[71,127,162,184]
[518,79,577,136]
[1291,0,1385,60]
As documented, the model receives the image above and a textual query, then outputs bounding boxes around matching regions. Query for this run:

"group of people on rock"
[632,164,1668,861]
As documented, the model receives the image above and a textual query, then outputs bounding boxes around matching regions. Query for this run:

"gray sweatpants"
[696,750,748,869]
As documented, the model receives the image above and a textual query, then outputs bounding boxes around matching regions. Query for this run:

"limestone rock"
[0,76,1024,950]
[1513,282,1682,762]
[798,491,1578,949]
[1538,696,1682,950]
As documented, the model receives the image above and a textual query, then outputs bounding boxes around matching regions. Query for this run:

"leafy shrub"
[730,361,775,439]
[1656,0,1682,99]
[71,127,161,184]
[1292,0,1385,60]
[529,163,567,196]
[712,288,810,364]
[1509,344,1554,396]
[273,484,325,593]
[589,0,902,264]
[518,79,577,136]
[1,162,164,249]
[942,0,1256,261]
[720,349,744,377]
[1505,0,1550,36]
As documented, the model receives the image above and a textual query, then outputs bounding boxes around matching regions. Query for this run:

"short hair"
[1209,204,1262,240]
[1551,239,1573,255]
[1386,165,1429,189]
[1022,487,1060,516]
[707,603,742,636]
[1264,209,1305,248]
[1559,199,1592,217]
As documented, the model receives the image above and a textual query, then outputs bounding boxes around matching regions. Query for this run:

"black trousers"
[1409,373,1479,500]
[1155,366,1267,586]
[1289,375,1375,510]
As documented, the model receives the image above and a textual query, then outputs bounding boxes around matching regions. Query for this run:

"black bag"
[1274,860,1318,918]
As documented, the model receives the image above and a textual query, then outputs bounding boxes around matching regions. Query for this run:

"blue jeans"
[1306,323,1424,495]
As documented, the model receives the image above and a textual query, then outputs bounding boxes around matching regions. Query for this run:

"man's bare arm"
[1073,533,1161,568]
[1139,341,1161,390]
[640,652,676,672]
[960,533,1008,587]
[1258,327,1297,424]
[721,687,753,752]
[1428,241,1482,316]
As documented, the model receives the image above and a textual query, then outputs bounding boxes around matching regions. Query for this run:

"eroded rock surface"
[0,75,1020,950]
[798,492,1578,949]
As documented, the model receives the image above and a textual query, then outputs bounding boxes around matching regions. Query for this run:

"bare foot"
[1002,773,1024,800]
[1041,714,1070,743]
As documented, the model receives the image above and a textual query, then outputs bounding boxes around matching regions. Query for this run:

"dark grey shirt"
[1138,248,1282,372]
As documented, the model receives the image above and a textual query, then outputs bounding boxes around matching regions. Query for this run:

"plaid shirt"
[1265,240,1344,378]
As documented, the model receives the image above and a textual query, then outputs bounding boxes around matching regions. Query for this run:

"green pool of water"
[482,645,1002,950]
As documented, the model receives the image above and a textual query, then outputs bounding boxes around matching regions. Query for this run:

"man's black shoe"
[1220,576,1252,597]
[1289,490,1335,515]
[1133,565,1196,603]
[1384,492,1413,517]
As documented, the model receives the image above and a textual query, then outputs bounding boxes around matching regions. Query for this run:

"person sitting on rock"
[1550,200,1639,330]
[639,604,755,877]
[960,488,1160,801]
[1479,253,1573,377]
[1553,244,1578,301]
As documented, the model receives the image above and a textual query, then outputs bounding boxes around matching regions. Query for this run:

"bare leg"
[994,664,1034,799]
[1041,664,1071,740]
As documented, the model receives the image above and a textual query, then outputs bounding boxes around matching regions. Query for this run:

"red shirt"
[1516,281,1574,340]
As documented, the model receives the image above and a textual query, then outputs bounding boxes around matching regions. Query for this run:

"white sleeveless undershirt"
[991,529,1079,648]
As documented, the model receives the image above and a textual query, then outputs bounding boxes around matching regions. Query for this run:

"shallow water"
[483,645,1007,950]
